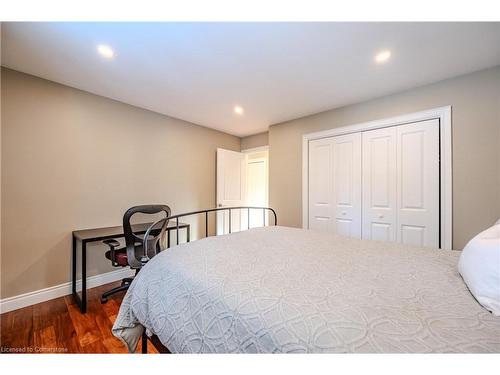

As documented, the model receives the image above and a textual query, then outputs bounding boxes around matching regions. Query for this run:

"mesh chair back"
[123,205,171,268]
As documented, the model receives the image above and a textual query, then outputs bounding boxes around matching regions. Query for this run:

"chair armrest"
[103,239,120,249]
[103,239,121,266]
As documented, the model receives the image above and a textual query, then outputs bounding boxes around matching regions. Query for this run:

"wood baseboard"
[0,268,134,313]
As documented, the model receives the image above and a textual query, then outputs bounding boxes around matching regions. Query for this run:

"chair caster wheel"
[100,297,108,304]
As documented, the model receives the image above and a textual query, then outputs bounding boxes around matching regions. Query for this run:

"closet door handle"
[378,214,384,219]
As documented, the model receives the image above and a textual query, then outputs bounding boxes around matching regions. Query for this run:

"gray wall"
[241,132,268,150]
[1,68,240,299]
[269,66,500,250]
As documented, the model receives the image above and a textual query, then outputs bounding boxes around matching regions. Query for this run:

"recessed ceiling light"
[234,105,244,115]
[374,50,391,64]
[97,44,115,59]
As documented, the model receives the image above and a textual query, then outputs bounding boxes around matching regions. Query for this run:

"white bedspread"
[112,226,500,353]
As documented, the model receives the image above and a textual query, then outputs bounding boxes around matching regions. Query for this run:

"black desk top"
[73,221,190,241]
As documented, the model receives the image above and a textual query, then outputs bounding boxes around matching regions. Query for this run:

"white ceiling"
[2,22,499,137]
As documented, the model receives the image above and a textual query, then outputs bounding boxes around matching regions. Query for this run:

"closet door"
[362,127,397,242]
[308,138,334,230]
[396,119,440,247]
[331,133,362,238]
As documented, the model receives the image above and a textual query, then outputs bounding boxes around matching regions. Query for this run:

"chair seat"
[105,244,146,267]
[105,248,128,267]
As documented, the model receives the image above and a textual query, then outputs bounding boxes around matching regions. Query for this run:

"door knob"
[341,211,347,216]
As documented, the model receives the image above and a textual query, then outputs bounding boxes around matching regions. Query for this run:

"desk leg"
[81,240,87,313]
[72,235,77,296]
[187,225,190,243]
[72,238,87,313]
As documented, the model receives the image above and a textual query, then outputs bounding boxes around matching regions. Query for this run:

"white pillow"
[458,223,500,315]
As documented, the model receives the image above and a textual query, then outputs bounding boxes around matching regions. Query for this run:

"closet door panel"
[396,119,440,247]
[308,138,334,230]
[332,133,362,238]
[362,127,397,242]
[370,222,392,242]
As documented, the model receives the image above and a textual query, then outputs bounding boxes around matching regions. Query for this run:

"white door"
[307,118,441,247]
[361,120,440,247]
[246,156,268,228]
[396,119,440,247]
[331,133,362,238]
[216,148,246,235]
[308,138,334,231]
[362,127,397,242]
[308,134,361,237]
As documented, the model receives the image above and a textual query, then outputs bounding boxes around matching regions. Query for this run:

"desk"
[72,221,190,313]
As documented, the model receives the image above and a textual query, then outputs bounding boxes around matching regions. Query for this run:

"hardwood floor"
[0,281,158,354]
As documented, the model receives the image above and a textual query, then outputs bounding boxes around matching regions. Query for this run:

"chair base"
[121,277,133,285]
[101,277,133,304]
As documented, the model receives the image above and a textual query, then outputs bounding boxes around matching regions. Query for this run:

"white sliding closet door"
[308,134,361,237]
[308,138,334,230]
[307,116,442,247]
[361,120,440,247]
[396,119,440,247]
[331,133,362,238]
[362,127,397,242]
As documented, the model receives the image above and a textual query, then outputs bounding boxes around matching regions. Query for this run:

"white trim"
[241,145,269,153]
[302,106,453,250]
[302,136,309,232]
[0,268,134,313]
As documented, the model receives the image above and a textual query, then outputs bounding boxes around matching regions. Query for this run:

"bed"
[112,225,500,353]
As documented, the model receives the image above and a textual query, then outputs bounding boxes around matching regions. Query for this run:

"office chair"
[100,205,171,303]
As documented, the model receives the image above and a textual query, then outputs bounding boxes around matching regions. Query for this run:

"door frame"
[242,145,269,153]
[302,106,452,250]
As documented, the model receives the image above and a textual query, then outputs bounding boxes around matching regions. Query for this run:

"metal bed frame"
[139,206,278,354]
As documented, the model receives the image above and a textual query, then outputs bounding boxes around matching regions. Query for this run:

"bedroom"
[1,1,500,373]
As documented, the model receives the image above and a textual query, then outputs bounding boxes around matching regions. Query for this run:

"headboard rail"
[142,206,277,262]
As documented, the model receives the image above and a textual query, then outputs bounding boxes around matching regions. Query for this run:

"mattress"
[112,226,500,353]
